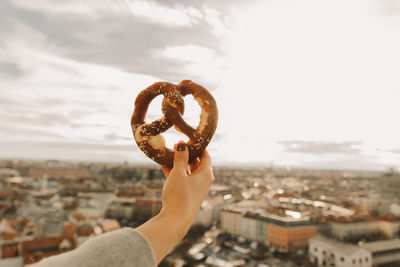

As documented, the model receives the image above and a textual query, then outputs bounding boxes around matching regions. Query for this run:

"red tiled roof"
[379,213,400,222]
[62,224,76,238]
[72,213,85,221]
[21,236,76,264]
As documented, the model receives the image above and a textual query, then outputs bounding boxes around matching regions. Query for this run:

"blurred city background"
[0,0,399,266]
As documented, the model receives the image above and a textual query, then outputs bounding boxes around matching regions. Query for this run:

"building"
[309,235,400,267]
[220,200,267,237]
[101,219,120,233]
[105,198,162,221]
[193,202,214,227]
[134,198,162,219]
[240,212,259,241]
[363,239,400,266]
[0,220,18,240]
[0,256,23,267]
[378,220,400,239]
[1,241,19,258]
[193,196,228,227]
[21,236,76,264]
[105,199,135,219]
[331,220,400,241]
[0,168,20,178]
[309,235,371,267]
[266,215,315,253]
[331,221,380,241]
[221,206,315,251]
[28,167,90,179]
[241,212,269,244]
[221,207,245,236]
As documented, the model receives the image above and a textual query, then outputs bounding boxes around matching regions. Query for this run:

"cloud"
[104,133,132,142]
[0,140,142,163]
[377,0,400,16]
[295,157,385,172]
[152,0,244,7]
[279,141,363,155]
[0,0,231,160]
[0,113,72,127]
[11,0,202,27]
[156,45,217,63]
[0,51,153,151]
[0,126,63,139]
[1,0,399,171]
[0,62,26,78]
[0,0,226,81]
[388,148,400,154]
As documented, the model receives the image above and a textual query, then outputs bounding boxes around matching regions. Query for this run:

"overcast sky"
[1,0,399,171]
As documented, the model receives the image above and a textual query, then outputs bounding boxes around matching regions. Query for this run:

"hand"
[136,141,214,264]
[160,140,214,220]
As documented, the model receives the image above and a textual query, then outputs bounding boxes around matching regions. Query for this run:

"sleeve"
[31,227,156,267]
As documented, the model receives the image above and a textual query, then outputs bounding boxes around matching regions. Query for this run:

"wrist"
[158,207,195,234]
[136,208,195,263]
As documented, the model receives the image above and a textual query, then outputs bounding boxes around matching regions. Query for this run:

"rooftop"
[310,234,361,255]
[362,239,400,253]
[244,211,312,227]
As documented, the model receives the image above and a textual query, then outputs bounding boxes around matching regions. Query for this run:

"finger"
[189,158,200,172]
[193,150,212,174]
[189,158,200,174]
[161,166,171,178]
[172,140,189,172]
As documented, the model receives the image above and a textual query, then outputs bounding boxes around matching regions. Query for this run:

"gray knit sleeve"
[31,228,156,267]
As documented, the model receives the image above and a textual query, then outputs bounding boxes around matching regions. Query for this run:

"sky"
[0,0,399,171]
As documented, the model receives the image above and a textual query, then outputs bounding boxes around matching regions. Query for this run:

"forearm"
[137,145,213,264]
[136,209,195,264]
[31,228,156,267]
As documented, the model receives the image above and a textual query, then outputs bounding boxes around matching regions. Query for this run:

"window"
[352,259,356,264]
[365,257,369,262]
[359,258,362,263]
[340,257,344,262]
[323,250,326,255]
[314,247,318,252]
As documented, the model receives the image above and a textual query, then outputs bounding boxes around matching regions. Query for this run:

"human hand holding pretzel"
[131,80,218,168]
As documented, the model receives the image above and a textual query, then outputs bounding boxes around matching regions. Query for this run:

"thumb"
[173,140,189,172]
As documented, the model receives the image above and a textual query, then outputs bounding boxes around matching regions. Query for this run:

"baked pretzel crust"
[131,80,218,168]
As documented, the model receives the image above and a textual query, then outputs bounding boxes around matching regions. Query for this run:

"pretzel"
[131,80,218,168]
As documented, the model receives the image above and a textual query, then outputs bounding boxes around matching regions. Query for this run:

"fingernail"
[176,141,186,151]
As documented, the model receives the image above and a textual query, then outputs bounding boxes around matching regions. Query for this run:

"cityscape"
[1,1,400,266]
[0,159,399,266]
